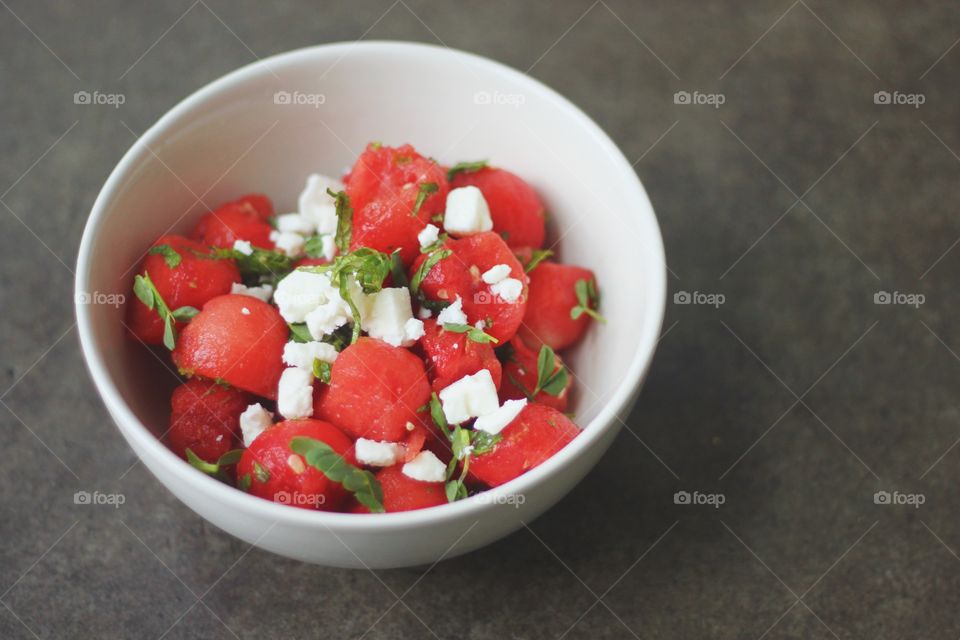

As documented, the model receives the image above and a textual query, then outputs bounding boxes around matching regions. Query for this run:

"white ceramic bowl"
[75,41,666,568]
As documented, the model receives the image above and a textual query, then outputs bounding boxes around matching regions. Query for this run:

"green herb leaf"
[428,392,450,438]
[186,448,244,476]
[470,430,502,456]
[211,246,294,287]
[327,188,353,254]
[303,234,330,259]
[290,437,384,513]
[134,272,181,350]
[148,244,183,268]
[533,345,569,397]
[411,248,451,297]
[389,249,409,289]
[447,160,488,181]
[570,278,606,323]
[313,358,332,383]
[171,306,200,321]
[238,474,252,492]
[524,249,554,273]
[253,461,271,483]
[411,182,439,216]
[442,322,499,344]
[288,323,312,343]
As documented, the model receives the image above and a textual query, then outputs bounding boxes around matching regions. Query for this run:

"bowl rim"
[75,40,667,530]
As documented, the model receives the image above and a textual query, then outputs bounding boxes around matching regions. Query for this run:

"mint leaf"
[327,188,353,254]
[313,358,332,384]
[442,322,498,344]
[238,474,252,492]
[253,461,270,484]
[132,275,155,309]
[570,278,606,323]
[389,249,409,288]
[534,345,569,397]
[411,248,451,297]
[524,249,553,273]
[447,160,487,181]
[411,182,438,217]
[149,244,182,268]
[186,448,244,476]
[288,323,312,343]
[303,234,329,259]
[211,246,293,287]
[428,392,451,438]
[171,306,199,321]
[290,436,384,513]
[134,272,180,350]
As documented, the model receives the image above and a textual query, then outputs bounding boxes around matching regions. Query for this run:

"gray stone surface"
[2,1,960,637]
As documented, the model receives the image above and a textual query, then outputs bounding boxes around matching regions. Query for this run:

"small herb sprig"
[427,393,501,502]
[148,244,182,268]
[186,448,243,481]
[303,234,330,259]
[571,278,605,323]
[211,246,293,287]
[290,436,384,512]
[505,344,569,400]
[410,248,452,311]
[523,249,553,273]
[132,272,199,350]
[313,358,333,383]
[442,323,498,344]
[447,160,488,181]
[411,182,438,216]
[327,188,353,254]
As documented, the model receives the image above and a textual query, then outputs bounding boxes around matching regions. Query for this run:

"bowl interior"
[80,43,663,467]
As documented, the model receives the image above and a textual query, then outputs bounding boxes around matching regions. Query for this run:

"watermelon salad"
[126,142,604,513]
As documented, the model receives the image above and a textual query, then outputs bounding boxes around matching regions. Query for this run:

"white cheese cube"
[417,223,440,248]
[443,186,492,236]
[277,367,314,420]
[436,295,468,326]
[282,340,339,369]
[270,230,306,257]
[404,317,425,343]
[239,403,273,447]
[417,306,433,320]
[438,369,500,425]
[481,264,511,284]
[362,287,419,347]
[402,450,446,483]
[355,438,407,467]
[274,270,335,323]
[231,282,274,303]
[491,277,523,303]
[298,173,344,235]
[276,212,316,235]
[232,239,253,256]
[474,399,527,435]
[319,234,337,261]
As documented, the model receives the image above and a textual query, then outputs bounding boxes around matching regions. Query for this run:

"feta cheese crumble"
[481,264,511,284]
[241,307,251,316]
[417,223,440,248]
[355,438,406,467]
[474,398,527,435]
[436,295,468,326]
[491,277,523,303]
[402,450,446,483]
[239,403,273,447]
[298,174,343,235]
[438,369,500,425]
[231,282,274,303]
[276,212,315,235]
[282,340,339,369]
[362,287,423,347]
[232,239,253,256]
[270,230,306,257]
[277,367,314,420]
[443,186,492,236]
[274,270,335,323]
[417,306,433,319]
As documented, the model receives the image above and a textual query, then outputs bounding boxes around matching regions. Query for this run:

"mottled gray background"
[3,1,960,638]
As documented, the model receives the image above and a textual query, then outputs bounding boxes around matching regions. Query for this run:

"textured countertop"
[3,1,960,638]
